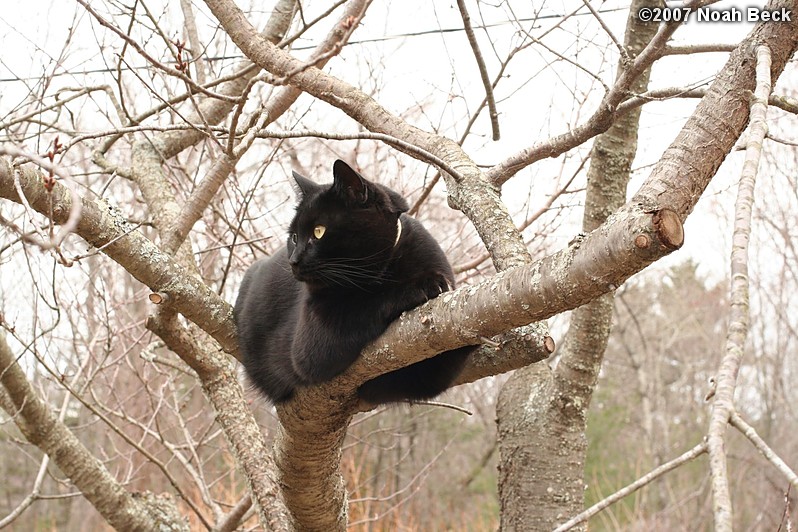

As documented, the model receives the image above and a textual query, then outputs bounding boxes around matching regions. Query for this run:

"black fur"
[234,160,474,405]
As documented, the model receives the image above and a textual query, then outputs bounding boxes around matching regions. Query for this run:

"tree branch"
[202,0,533,272]
[455,0,500,140]
[146,314,291,529]
[161,0,372,257]
[729,410,798,490]
[706,43,772,532]
[553,441,708,531]
[483,4,690,186]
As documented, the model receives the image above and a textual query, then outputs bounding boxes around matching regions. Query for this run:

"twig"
[0,86,115,131]
[271,0,373,88]
[455,0,500,140]
[580,0,630,65]
[729,410,798,490]
[75,0,238,103]
[617,86,798,116]
[408,400,473,415]
[255,129,465,182]
[1,146,81,266]
[161,0,374,257]
[553,441,708,532]
[484,0,701,185]
[0,455,49,529]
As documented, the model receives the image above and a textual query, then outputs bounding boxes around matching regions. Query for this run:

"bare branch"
[553,442,708,532]
[706,43,772,532]
[212,495,253,532]
[180,0,207,85]
[729,411,798,490]
[75,0,238,103]
[455,0,500,140]
[483,4,692,186]
[663,43,737,55]
[162,0,372,257]
[580,0,630,65]
[617,86,798,116]
[146,314,291,529]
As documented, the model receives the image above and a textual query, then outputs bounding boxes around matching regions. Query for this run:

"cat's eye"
[313,225,326,239]
[290,233,297,244]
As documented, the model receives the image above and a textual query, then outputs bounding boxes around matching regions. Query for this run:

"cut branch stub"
[652,208,684,249]
[543,335,556,354]
[149,292,170,305]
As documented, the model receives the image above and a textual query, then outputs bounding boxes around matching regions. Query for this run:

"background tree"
[0,0,797,530]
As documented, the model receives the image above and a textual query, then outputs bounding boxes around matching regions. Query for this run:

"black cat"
[234,160,474,405]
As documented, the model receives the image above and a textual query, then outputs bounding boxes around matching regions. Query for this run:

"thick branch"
[0,157,684,388]
[161,0,372,256]
[0,159,238,353]
[156,0,297,160]
[630,3,797,216]
[1,132,682,532]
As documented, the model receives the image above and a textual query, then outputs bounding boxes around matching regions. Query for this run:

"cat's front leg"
[381,271,453,323]
[289,307,366,385]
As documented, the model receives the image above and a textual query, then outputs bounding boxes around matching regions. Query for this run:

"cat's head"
[286,160,409,288]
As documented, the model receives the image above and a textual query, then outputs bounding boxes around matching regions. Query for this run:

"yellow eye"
[313,225,326,239]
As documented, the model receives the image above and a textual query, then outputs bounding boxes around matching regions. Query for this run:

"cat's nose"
[288,249,301,267]
[288,252,304,279]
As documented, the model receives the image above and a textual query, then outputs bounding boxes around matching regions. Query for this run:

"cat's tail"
[356,345,474,405]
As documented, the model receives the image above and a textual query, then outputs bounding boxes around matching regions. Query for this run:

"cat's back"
[394,214,456,284]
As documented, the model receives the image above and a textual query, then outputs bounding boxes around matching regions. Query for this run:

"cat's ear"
[332,160,369,205]
[291,170,319,199]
